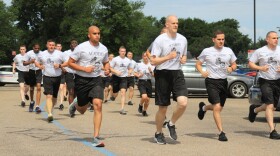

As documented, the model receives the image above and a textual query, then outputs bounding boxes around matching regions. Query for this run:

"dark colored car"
[151,61,254,98]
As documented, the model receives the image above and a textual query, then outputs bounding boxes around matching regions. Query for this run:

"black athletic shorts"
[259,78,280,107]
[74,74,104,107]
[112,75,127,93]
[205,78,228,107]
[60,73,66,84]
[102,77,110,88]
[127,76,135,88]
[29,69,42,87]
[65,72,75,90]
[17,70,30,85]
[155,70,188,106]
[138,79,153,98]
[43,75,61,98]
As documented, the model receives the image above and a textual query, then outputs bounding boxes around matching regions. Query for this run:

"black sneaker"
[89,105,94,112]
[21,101,25,107]
[138,104,143,113]
[29,101,35,112]
[270,130,280,139]
[25,94,29,100]
[165,121,177,140]
[69,102,76,118]
[35,106,41,113]
[63,96,67,101]
[47,115,53,122]
[128,101,133,105]
[104,100,108,103]
[218,131,228,141]
[154,133,166,145]
[142,111,148,116]
[59,104,64,110]
[163,121,168,127]
[110,96,115,101]
[248,105,257,123]
[198,102,206,120]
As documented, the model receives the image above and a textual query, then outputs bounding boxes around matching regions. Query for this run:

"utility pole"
[253,0,256,49]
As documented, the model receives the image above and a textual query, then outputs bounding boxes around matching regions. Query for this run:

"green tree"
[93,0,159,56]
[11,0,66,48]
[0,1,19,64]
[60,0,98,44]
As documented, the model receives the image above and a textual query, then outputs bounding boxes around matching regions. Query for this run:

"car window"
[181,64,206,73]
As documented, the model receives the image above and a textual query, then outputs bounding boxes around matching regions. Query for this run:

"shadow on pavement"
[186,133,217,141]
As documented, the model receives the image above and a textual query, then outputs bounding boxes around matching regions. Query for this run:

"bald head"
[88,25,100,45]
[165,15,179,36]
[88,26,100,33]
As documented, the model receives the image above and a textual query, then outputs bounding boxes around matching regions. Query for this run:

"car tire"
[229,82,247,98]
[0,83,5,86]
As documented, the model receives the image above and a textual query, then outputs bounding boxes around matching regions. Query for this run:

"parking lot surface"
[1,84,280,156]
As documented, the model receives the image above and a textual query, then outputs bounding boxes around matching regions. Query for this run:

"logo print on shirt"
[216,57,226,68]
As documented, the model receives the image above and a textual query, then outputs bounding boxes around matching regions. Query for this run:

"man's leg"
[19,83,25,105]
[120,88,126,114]
[156,106,168,133]
[170,96,187,124]
[93,98,102,137]
[128,86,134,105]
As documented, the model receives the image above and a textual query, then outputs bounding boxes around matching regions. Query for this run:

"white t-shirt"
[135,62,155,80]
[249,45,280,80]
[63,49,76,74]
[128,59,137,77]
[198,46,237,79]
[70,41,108,77]
[13,53,29,72]
[26,50,41,70]
[110,56,132,77]
[151,33,188,70]
[37,50,64,77]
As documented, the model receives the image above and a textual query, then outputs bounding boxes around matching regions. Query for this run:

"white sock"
[169,121,174,126]
[202,106,206,111]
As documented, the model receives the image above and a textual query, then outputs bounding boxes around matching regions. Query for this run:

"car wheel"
[229,82,247,98]
[0,83,5,86]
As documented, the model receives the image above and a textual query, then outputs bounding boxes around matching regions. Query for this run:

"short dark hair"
[266,31,277,38]
[212,30,224,38]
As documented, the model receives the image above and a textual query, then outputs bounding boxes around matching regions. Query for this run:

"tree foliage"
[0,1,19,64]
[0,0,259,64]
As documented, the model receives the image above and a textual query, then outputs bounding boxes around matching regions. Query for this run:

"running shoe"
[59,104,64,110]
[29,101,35,112]
[138,104,143,113]
[92,137,105,147]
[21,101,25,107]
[154,133,166,145]
[198,102,206,120]
[218,131,228,141]
[165,121,177,140]
[35,106,41,113]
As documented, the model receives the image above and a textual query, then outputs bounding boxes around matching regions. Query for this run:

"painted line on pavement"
[40,101,116,156]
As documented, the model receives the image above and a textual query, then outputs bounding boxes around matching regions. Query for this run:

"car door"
[181,63,206,94]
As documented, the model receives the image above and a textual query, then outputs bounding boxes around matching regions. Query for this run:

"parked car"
[0,65,18,86]
[151,61,254,98]
[248,73,280,110]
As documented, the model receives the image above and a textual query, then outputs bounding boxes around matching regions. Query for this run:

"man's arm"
[68,57,93,73]
[149,51,177,66]
[196,60,208,78]
[248,61,269,72]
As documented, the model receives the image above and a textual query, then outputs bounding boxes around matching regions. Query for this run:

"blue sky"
[135,0,280,42]
[4,0,280,42]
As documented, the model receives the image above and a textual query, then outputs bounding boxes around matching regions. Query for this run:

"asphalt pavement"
[1,84,280,156]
